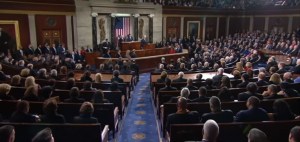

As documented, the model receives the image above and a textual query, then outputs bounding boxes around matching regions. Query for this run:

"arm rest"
[101,125,110,142]
[114,107,119,130]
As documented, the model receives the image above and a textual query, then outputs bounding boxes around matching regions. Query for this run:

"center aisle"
[118,73,161,142]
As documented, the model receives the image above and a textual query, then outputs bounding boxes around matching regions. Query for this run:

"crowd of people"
[151,0,300,9]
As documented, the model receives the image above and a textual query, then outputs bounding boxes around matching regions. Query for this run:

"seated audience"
[192,87,210,102]
[166,97,199,132]
[247,128,268,142]
[65,78,76,90]
[10,100,37,123]
[193,73,203,82]
[283,72,294,83]
[32,128,54,142]
[49,69,60,80]
[217,87,234,101]
[156,71,168,83]
[201,96,234,123]
[186,79,198,90]
[23,85,39,101]
[20,68,30,77]
[91,90,109,103]
[80,71,93,82]
[262,84,284,100]
[238,83,263,101]
[236,73,250,88]
[173,71,187,83]
[73,102,98,123]
[94,73,103,83]
[205,78,217,90]
[40,99,65,123]
[269,99,296,121]
[64,87,84,103]
[0,125,15,142]
[235,96,269,122]
[256,72,269,87]
[269,73,282,85]
[0,83,13,100]
[24,76,41,89]
[0,64,9,81]
[276,62,287,74]
[212,68,225,87]
[289,126,300,142]
[10,75,22,87]
[220,76,232,88]
[159,78,177,91]
[201,119,219,142]
[168,87,190,103]
[39,86,53,101]
[111,70,124,83]
[278,82,300,97]
[37,68,48,79]
[110,81,120,91]
[81,81,96,91]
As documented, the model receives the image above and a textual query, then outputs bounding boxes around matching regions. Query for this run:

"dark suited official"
[0,27,12,55]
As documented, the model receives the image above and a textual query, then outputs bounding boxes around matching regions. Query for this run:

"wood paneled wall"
[229,17,250,34]
[253,17,265,32]
[0,14,30,50]
[35,15,67,47]
[268,17,289,32]
[205,17,217,40]
[166,17,181,38]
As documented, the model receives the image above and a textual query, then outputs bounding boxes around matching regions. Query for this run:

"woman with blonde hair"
[95,73,102,83]
[22,85,39,101]
[234,62,244,72]
[20,68,30,77]
[0,83,13,100]
[11,75,22,87]
[24,76,41,89]
[269,73,282,85]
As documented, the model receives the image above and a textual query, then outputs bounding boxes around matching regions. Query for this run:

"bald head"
[203,119,219,142]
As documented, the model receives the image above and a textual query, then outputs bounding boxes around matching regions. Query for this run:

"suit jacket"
[73,115,98,124]
[238,91,263,101]
[212,74,224,87]
[186,85,198,90]
[50,47,57,55]
[256,80,269,86]
[292,65,300,74]
[34,47,43,55]
[191,96,210,103]
[236,81,249,88]
[276,68,287,74]
[235,107,269,122]
[10,112,36,123]
[40,113,66,123]
[201,110,234,123]
[166,111,199,132]
[111,77,124,83]
[173,77,187,83]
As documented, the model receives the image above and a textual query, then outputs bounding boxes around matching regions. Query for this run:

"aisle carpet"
[118,73,160,142]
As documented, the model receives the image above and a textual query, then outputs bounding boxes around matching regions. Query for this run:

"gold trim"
[0,20,21,50]
[0,10,75,15]
[0,0,74,6]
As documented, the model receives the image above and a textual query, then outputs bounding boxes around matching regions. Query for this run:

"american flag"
[115,17,130,37]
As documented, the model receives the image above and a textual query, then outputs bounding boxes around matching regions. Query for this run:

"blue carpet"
[118,73,160,142]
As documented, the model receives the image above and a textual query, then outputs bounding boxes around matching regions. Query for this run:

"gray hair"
[180,87,190,99]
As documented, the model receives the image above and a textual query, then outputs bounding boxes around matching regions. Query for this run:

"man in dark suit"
[50,44,57,55]
[140,35,147,49]
[126,34,134,42]
[34,45,43,55]
[15,47,25,60]
[42,44,51,54]
[256,72,269,87]
[238,83,263,101]
[200,119,219,142]
[201,96,234,123]
[185,79,198,90]
[86,45,93,53]
[212,68,225,87]
[102,39,111,49]
[235,96,269,122]
[159,78,177,91]
[173,71,187,83]
[166,97,199,132]
[191,87,210,102]
[263,84,284,100]
[25,44,35,56]
[276,62,287,74]
[291,59,300,74]
[236,73,250,88]
[111,70,124,83]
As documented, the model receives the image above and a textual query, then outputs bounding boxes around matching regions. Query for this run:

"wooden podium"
[121,41,141,51]
[85,52,100,65]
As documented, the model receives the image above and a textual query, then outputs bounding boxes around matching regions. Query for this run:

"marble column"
[149,15,154,43]
[134,15,139,41]
[111,16,116,48]
[91,13,98,50]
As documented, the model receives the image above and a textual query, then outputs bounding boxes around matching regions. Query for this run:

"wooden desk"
[121,41,141,51]
[151,72,234,83]
[259,49,291,65]
[96,49,189,73]
[85,52,100,65]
